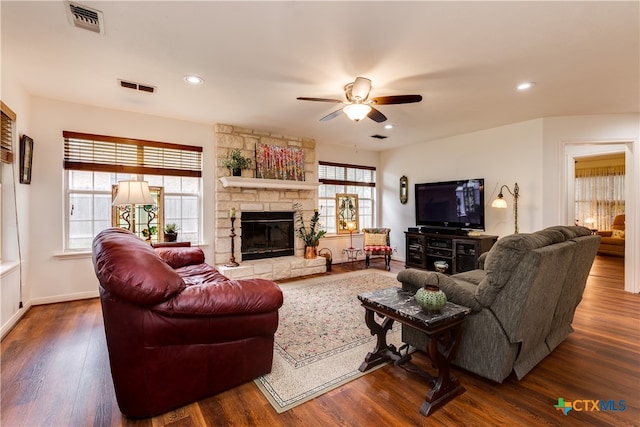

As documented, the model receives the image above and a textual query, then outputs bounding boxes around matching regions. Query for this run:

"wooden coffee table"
[357,287,471,416]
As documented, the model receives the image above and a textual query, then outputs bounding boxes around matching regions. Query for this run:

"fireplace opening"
[241,211,295,261]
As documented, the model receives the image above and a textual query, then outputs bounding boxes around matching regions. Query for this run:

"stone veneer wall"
[214,124,318,267]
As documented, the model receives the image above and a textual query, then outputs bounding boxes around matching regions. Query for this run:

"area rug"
[254,269,404,413]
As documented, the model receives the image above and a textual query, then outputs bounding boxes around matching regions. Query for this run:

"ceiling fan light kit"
[297,76,422,123]
[343,104,372,122]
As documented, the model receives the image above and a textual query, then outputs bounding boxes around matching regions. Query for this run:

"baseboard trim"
[30,290,100,306]
[1,291,99,340]
[1,302,32,340]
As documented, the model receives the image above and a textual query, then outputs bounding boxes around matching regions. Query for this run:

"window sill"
[322,233,361,238]
[0,260,20,277]
[54,251,92,260]
[54,242,210,260]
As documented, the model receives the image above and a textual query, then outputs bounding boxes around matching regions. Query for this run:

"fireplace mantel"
[218,176,319,190]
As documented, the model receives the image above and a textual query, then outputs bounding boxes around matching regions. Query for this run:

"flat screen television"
[415,178,485,231]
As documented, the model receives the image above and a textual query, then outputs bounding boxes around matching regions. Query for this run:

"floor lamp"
[491,182,520,234]
[112,180,155,235]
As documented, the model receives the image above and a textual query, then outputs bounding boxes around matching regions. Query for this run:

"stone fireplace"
[241,211,294,261]
[214,124,326,280]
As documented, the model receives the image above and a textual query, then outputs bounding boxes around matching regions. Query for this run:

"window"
[318,161,376,233]
[63,132,202,250]
[1,101,17,261]
[575,164,625,230]
[1,102,15,164]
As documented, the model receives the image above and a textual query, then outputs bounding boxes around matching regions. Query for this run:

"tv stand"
[405,231,498,274]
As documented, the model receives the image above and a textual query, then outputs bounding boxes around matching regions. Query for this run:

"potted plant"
[224,148,253,176]
[293,202,326,258]
[164,223,180,242]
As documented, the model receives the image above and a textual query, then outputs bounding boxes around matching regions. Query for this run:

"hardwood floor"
[1,256,637,426]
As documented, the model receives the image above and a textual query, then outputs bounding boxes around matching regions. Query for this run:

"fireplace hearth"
[241,211,295,261]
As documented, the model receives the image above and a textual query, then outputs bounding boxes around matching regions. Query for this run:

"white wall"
[25,97,216,304]
[1,70,33,337]
[380,119,544,261]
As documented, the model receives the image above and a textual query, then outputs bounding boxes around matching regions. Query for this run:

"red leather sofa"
[92,228,283,418]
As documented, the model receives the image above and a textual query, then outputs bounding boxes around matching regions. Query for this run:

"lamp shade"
[491,197,508,209]
[112,180,155,206]
[343,103,372,121]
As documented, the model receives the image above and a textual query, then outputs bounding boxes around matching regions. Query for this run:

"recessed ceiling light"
[184,75,204,85]
[384,124,394,130]
[516,82,535,91]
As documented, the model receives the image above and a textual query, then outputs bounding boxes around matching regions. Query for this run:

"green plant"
[164,223,180,234]
[293,202,326,246]
[223,149,253,171]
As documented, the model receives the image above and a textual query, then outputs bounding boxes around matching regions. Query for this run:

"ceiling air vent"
[119,80,157,94]
[370,134,388,140]
[65,1,104,34]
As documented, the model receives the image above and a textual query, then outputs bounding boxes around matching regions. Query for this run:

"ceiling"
[2,1,638,151]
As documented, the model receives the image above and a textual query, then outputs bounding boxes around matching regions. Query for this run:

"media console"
[405,231,498,274]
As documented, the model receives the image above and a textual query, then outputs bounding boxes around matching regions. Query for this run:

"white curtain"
[575,165,625,230]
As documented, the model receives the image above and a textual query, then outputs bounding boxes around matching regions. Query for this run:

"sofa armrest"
[93,228,187,305]
[155,278,284,316]
[155,247,205,269]
[397,269,482,311]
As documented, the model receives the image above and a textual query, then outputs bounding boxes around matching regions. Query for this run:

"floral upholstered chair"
[362,228,392,270]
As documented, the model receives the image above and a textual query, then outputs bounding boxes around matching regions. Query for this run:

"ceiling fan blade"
[297,97,343,103]
[367,107,387,123]
[371,95,423,105]
[351,77,372,100]
[320,108,344,121]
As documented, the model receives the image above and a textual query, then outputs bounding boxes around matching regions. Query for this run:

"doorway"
[564,142,634,293]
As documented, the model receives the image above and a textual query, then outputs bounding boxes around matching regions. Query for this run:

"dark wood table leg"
[419,325,466,416]
[358,308,397,372]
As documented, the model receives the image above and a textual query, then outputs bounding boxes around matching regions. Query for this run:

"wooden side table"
[358,287,471,416]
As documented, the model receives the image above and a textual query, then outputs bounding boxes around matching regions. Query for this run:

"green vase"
[415,284,447,312]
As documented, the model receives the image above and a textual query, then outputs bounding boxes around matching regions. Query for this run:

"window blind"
[1,101,17,164]
[318,161,376,187]
[63,131,202,177]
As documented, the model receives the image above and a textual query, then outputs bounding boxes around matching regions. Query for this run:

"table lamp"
[112,180,155,234]
[347,221,357,249]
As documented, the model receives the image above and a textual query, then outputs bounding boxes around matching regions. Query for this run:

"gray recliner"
[397,226,600,383]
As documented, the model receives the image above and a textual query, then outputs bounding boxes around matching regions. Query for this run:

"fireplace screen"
[241,211,295,260]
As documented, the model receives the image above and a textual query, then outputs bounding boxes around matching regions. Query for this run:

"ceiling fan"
[297,77,422,123]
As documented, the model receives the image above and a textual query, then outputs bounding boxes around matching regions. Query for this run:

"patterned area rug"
[254,269,404,413]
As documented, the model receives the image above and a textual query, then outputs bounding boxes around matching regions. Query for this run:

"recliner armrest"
[478,252,488,269]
